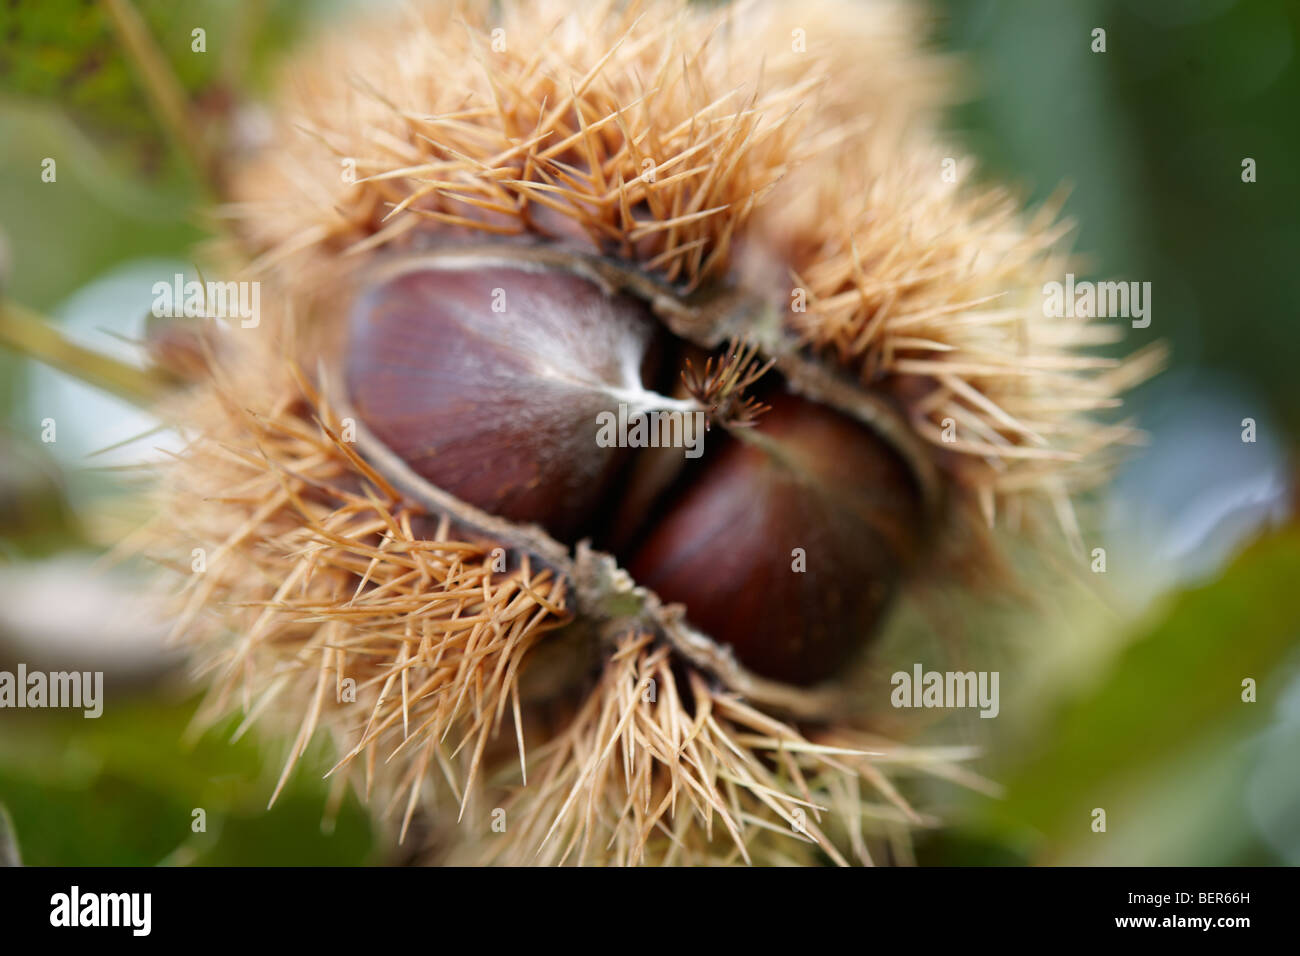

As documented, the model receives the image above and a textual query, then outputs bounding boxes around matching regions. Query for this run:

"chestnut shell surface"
[345,260,662,541]
[628,391,923,685]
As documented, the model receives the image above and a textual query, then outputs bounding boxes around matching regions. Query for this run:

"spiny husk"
[149,0,1159,865]
[452,630,988,866]
[231,0,945,292]
[153,343,569,832]
[227,0,1160,527]
[151,334,984,863]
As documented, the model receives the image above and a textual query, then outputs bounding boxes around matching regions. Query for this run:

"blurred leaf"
[0,695,375,866]
[0,0,319,312]
[937,0,1300,431]
[969,528,1300,863]
[0,0,315,178]
[0,432,83,558]
[0,802,20,865]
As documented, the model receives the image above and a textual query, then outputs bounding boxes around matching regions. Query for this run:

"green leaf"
[0,696,376,866]
[968,529,1300,864]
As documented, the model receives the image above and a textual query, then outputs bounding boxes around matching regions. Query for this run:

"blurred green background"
[0,0,1296,865]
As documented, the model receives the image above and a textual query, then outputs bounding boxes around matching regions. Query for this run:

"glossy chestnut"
[344,258,664,541]
[627,391,923,685]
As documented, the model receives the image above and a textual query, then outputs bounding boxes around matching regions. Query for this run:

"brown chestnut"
[344,257,668,541]
[627,391,924,686]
